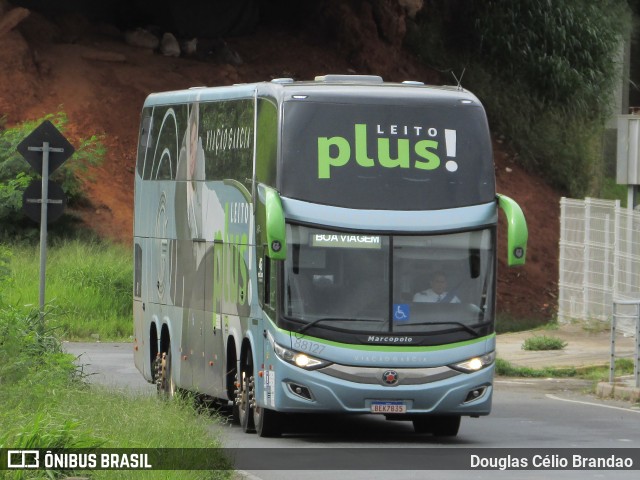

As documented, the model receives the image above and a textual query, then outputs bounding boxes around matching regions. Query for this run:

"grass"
[522,335,567,351]
[2,239,132,340]
[571,317,611,334]
[0,304,231,480]
[599,176,628,207]
[495,357,636,383]
[495,313,556,334]
[495,358,576,378]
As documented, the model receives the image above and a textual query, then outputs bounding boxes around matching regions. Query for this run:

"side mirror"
[257,185,287,260]
[497,194,528,267]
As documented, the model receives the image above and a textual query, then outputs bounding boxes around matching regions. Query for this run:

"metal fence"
[559,197,640,335]
[610,299,640,387]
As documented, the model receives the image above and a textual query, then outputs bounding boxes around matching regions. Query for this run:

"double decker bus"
[132,74,528,437]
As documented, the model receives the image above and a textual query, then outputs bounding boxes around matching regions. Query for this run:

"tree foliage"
[472,0,630,118]
[0,112,105,228]
[411,0,633,196]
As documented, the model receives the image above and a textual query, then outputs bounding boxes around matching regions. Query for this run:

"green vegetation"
[410,0,633,197]
[0,110,127,340]
[495,313,552,334]
[0,111,105,238]
[0,260,230,480]
[495,358,577,378]
[495,357,635,382]
[2,240,132,340]
[599,176,629,207]
[522,335,568,351]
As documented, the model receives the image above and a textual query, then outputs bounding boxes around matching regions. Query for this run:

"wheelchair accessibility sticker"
[393,304,410,322]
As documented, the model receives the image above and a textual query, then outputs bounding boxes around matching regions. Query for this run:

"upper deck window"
[280,101,495,210]
[136,99,254,186]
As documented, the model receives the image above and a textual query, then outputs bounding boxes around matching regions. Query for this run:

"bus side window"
[136,110,152,178]
[264,255,271,305]
[262,255,278,316]
[134,243,142,298]
[256,97,278,187]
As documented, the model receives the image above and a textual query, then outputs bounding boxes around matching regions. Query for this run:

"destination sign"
[311,233,381,249]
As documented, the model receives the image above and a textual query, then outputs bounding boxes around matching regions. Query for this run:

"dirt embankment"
[0,3,559,321]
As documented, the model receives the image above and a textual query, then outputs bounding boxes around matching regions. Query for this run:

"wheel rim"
[156,350,175,398]
[238,371,249,421]
[165,351,175,397]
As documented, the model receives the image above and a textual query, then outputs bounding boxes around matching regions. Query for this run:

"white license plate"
[370,401,407,414]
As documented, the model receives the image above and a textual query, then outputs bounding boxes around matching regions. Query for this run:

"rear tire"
[231,402,241,425]
[237,354,255,433]
[227,349,240,424]
[156,346,176,398]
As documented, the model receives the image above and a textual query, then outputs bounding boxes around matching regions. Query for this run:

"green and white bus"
[132,74,528,437]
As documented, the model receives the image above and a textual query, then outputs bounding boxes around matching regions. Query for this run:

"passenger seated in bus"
[413,271,461,303]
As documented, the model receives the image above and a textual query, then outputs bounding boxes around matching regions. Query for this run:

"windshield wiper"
[395,321,480,337]
[295,317,383,337]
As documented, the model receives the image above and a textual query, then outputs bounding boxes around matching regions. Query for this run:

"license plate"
[370,401,407,414]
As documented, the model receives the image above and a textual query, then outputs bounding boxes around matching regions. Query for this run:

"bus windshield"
[283,224,495,338]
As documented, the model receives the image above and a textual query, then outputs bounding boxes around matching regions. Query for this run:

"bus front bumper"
[258,360,494,417]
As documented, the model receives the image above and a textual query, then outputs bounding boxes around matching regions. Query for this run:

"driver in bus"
[413,271,461,303]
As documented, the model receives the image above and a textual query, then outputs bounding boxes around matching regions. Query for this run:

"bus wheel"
[156,348,176,398]
[228,358,240,424]
[254,404,282,438]
[412,416,430,434]
[413,415,460,437]
[252,373,282,437]
[231,398,241,425]
[236,356,256,433]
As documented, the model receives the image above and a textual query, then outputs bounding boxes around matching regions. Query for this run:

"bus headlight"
[450,351,496,373]
[273,342,331,370]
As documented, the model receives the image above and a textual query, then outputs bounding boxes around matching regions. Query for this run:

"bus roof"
[143,83,257,107]
[142,75,482,109]
[271,82,481,106]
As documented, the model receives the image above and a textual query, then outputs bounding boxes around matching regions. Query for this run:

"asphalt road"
[64,342,640,480]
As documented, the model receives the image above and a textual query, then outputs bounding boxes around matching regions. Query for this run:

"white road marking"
[546,394,640,414]
[495,379,536,385]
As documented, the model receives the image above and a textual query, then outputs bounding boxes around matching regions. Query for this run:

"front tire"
[413,415,461,437]
[431,415,461,437]
[412,416,430,434]
[254,403,282,437]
